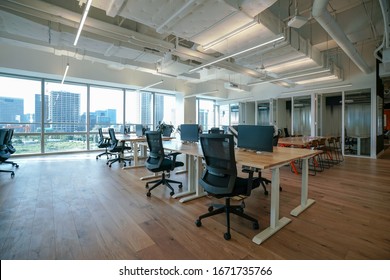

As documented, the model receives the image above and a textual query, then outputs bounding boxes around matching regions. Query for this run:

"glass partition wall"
[292,96,311,136]
[343,89,371,156]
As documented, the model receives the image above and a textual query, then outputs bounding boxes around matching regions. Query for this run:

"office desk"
[158,141,206,203]
[160,141,320,244]
[235,147,320,244]
[278,136,322,148]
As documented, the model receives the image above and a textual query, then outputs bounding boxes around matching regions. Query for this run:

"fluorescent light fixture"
[282,84,352,95]
[248,69,330,86]
[139,80,163,91]
[61,63,69,84]
[295,75,340,85]
[189,34,285,73]
[202,20,258,51]
[73,0,93,46]
[184,90,219,98]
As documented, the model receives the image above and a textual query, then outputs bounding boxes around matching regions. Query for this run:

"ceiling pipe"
[312,0,372,74]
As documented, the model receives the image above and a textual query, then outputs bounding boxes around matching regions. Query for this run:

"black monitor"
[180,124,199,143]
[135,124,144,137]
[237,125,274,152]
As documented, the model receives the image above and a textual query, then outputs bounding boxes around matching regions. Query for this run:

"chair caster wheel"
[178,184,183,189]
[264,190,269,195]
[15,164,19,168]
[253,222,259,230]
[106,162,109,165]
[146,192,151,197]
[11,172,15,178]
[123,163,126,167]
[195,220,202,227]
[96,156,98,160]
[170,191,174,196]
[146,184,149,189]
[208,206,214,212]
[224,232,231,240]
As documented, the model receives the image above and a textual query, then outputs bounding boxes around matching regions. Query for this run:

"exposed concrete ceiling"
[0,0,386,95]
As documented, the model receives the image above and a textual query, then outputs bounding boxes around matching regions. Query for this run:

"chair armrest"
[166,152,181,161]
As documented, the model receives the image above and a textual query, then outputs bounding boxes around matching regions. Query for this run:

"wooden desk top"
[161,140,320,170]
[278,136,328,147]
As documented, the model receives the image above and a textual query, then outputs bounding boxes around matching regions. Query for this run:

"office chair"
[96,128,114,160]
[284,127,290,137]
[241,134,281,195]
[145,131,184,197]
[0,129,15,178]
[106,128,132,167]
[195,134,260,240]
[2,128,19,168]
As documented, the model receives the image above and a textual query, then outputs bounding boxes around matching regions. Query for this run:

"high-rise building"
[0,96,24,124]
[141,92,153,126]
[34,94,49,132]
[49,91,80,132]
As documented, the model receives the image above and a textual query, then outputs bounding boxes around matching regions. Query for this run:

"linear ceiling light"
[139,80,163,91]
[184,90,220,98]
[73,0,93,46]
[61,63,69,84]
[189,34,285,73]
[248,69,330,86]
[282,84,352,95]
[202,20,258,51]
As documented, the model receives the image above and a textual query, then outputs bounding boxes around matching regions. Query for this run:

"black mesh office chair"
[2,128,19,168]
[195,134,260,240]
[96,128,114,160]
[106,128,132,167]
[145,131,184,197]
[0,129,15,178]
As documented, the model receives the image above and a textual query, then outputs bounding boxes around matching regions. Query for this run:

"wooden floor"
[1,151,389,260]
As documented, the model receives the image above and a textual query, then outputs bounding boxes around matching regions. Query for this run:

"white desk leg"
[252,167,291,245]
[178,156,206,202]
[290,157,315,216]
[123,142,145,169]
[173,155,196,199]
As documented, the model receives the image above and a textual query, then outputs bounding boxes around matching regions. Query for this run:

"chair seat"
[213,177,260,198]
[148,158,184,172]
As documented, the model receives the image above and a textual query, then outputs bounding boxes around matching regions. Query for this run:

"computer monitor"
[237,125,274,152]
[135,124,144,137]
[180,124,199,143]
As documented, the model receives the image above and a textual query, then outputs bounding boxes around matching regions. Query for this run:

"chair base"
[96,149,115,160]
[195,197,259,240]
[106,156,131,167]
[3,160,19,168]
[145,172,183,196]
[0,169,15,178]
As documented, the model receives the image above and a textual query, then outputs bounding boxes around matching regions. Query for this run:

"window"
[44,82,87,152]
[197,99,215,132]
[125,90,153,131]
[0,75,42,154]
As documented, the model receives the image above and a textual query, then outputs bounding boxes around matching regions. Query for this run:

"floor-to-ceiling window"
[154,93,176,129]
[0,73,178,155]
[0,75,42,154]
[197,99,215,132]
[44,82,88,153]
[125,90,153,131]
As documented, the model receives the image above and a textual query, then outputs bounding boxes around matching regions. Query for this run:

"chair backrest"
[108,128,119,149]
[145,131,165,170]
[272,135,279,146]
[199,134,237,195]
[4,129,16,154]
[0,129,11,161]
[97,128,106,146]
[284,127,290,137]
